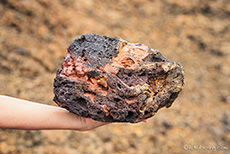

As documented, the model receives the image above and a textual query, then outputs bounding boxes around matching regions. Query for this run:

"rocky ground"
[0,0,230,154]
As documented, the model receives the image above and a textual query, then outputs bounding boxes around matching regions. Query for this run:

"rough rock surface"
[53,34,184,123]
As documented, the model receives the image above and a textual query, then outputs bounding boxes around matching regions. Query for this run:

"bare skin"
[0,95,108,131]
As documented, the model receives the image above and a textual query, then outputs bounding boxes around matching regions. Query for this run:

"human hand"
[74,116,110,131]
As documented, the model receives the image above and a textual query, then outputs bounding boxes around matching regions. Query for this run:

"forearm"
[0,95,95,130]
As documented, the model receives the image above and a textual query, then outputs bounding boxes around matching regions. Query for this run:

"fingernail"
[142,119,148,122]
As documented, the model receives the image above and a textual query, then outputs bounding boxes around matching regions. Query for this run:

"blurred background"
[0,0,230,153]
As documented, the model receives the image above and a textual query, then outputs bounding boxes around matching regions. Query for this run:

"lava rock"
[53,33,185,123]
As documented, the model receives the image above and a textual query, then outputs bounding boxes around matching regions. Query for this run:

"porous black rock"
[53,33,185,123]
